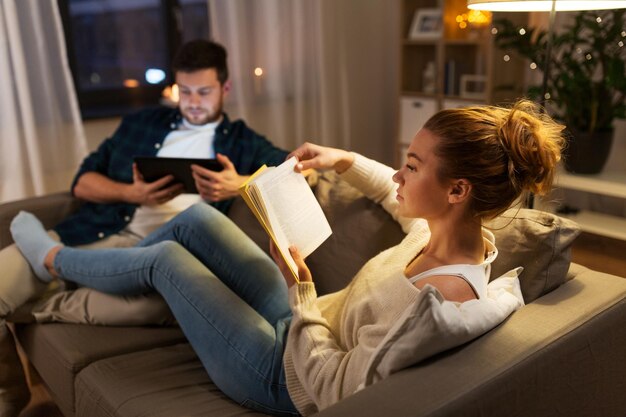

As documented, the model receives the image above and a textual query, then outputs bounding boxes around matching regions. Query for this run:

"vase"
[563,128,614,174]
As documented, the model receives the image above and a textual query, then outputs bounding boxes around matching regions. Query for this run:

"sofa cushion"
[15,323,186,417]
[485,208,581,303]
[75,343,268,417]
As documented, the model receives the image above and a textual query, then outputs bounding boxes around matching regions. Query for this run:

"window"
[58,0,210,118]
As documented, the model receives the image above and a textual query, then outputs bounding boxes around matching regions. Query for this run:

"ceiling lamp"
[467,0,626,11]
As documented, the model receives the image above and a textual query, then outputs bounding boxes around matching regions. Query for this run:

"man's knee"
[0,243,50,319]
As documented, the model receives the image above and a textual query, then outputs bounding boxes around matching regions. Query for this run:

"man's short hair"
[172,40,228,84]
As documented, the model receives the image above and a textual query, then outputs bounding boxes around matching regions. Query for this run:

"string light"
[503,54,511,62]
[519,28,526,35]
[455,10,492,30]
[530,62,537,69]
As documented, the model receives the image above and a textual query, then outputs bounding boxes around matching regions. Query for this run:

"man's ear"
[222,80,232,96]
[448,179,471,204]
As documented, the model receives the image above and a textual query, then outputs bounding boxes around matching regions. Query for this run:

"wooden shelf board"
[556,170,626,199]
[561,210,626,241]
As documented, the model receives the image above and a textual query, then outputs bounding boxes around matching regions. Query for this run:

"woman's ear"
[448,179,471,204]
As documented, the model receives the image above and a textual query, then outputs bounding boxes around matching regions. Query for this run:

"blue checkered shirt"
[54,106,288,246]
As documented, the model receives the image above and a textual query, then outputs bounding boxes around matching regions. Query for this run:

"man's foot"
[10,211,61,282]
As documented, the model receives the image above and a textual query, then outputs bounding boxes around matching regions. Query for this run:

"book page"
[253,157,332,276]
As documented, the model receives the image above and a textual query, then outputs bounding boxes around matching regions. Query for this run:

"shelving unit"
[548,170,626,241]
[397,0,527,164]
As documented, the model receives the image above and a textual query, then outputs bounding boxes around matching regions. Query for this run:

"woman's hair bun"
[497,100,565,197]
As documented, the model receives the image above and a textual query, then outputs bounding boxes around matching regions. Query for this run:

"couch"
[1,171,626,417]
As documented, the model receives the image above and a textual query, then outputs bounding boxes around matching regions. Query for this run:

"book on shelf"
[238,156,332,282]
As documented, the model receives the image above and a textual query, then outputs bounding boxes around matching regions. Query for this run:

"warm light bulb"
[161,84,179,103]
[123,79,139,88]
[254,67,264,77]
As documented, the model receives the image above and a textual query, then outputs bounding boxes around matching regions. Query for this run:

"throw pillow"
[360,267,524,389]
[485,208,581,303]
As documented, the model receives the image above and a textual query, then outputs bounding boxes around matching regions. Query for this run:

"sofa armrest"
[0,192,82,249]
[315,267,626,417]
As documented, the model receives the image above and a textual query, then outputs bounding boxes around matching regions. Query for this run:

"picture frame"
[408,8,443,40]
[459,74,487,99]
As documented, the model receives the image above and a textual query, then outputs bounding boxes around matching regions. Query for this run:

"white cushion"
[359,267,524,389]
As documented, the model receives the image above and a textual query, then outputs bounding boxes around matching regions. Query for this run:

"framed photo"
[408,8,442,40]
[459,74,487,99]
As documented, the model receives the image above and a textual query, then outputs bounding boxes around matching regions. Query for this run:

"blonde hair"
[423,100,564,219]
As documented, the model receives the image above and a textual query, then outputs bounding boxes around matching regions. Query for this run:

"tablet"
[134,156,223,194]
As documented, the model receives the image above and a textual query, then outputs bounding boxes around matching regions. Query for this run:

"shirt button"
[124,216,131,222]
[223,128,228,134]
[170,122,177,129]
[154,143,161,149]
[97,232,105,239]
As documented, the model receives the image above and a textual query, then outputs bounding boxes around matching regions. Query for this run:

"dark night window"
[58,0,210,118]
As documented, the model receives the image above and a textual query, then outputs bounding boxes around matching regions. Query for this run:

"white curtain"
[208,0,399,165]
[0,0,87,203]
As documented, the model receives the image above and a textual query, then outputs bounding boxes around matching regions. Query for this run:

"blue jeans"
[54,204,298,416]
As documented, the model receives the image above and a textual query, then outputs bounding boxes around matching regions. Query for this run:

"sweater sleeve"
[286,283,380,412]
[339,153,419,234]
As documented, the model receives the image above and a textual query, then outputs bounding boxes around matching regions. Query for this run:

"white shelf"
[556,171,626,199]
[552,170,626,240]
[560,210,626,241]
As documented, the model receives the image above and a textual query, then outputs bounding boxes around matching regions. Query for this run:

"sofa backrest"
[229,170,581,302]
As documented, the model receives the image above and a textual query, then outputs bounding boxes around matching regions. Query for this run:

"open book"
[238,157,332,282]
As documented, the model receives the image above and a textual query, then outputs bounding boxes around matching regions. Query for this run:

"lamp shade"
[467,0,626,11]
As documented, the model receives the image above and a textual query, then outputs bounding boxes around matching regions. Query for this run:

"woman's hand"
[269,241,312,288]
[288,142,354,174]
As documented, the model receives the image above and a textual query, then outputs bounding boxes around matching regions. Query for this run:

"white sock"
[10,211,60,282]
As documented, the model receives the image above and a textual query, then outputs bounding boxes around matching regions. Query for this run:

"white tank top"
[408,235,497,299]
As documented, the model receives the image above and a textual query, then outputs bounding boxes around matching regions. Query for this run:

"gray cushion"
[16,323,186,416]
[75,343,267,417]
[486,208,581,303]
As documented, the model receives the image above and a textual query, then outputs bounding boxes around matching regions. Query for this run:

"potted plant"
[493,9,626,174]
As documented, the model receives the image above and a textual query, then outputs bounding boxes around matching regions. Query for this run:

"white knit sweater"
[283,153,433,415]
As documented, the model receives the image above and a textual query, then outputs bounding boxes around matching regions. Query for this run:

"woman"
[11,100,563,416]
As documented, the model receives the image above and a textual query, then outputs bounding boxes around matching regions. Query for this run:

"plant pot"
[563,128,614,174]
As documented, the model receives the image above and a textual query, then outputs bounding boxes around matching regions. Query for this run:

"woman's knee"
[175,203,231,234]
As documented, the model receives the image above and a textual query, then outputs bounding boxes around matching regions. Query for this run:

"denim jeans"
[54,204,298,416]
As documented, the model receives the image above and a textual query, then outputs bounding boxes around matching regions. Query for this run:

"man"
[0,39,287,417]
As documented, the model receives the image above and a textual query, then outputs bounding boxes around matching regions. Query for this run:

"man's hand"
[191,153,248,202]
[126,164,185,206]
[72,166,184,206]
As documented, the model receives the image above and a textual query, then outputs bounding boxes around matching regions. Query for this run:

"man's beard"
[182,105,221,125]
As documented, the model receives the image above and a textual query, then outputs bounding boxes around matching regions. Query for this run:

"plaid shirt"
[54,106,288,246]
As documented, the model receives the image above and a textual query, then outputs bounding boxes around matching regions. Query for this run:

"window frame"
[57,0,184,119]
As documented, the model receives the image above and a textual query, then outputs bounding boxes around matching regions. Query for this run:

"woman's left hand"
[269,241,312,287]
